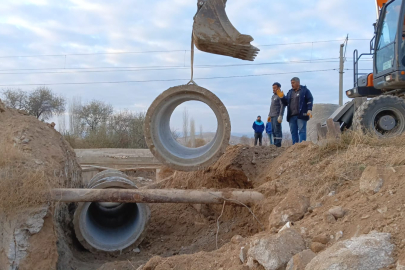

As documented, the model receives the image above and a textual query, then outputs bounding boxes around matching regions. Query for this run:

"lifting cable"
[187,32,197,86]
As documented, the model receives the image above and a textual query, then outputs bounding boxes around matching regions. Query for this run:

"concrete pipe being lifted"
[73,170,150,253]
[144,84,231,171]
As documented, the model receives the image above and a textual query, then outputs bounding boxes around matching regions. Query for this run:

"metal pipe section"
[52,188,265,205]
[73,170,150,253]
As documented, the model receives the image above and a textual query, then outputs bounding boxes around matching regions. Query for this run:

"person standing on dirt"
[265,119,273,145]
[267,82,285,147]
[276,77,313,145]
[252,116,265,146]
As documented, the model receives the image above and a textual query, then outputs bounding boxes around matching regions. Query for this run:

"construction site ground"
[1,101,405,269]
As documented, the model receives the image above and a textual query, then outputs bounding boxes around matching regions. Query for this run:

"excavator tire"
[353,95,405,137]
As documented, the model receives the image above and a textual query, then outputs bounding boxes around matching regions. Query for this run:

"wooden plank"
[50,188,265,205]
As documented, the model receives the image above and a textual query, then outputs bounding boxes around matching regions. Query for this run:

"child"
[265,120,274,145]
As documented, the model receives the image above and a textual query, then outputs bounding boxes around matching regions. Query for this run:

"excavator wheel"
[353,95,405,137]
[193,0,259,61]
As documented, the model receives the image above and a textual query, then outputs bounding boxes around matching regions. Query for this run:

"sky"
[0,0,377,136]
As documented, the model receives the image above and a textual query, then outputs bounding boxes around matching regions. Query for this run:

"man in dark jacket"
[252,116,265,146]
[277,77,314,145]
[267,82,285,147]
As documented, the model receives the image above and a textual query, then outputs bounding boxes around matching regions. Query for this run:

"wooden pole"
[50,189,265,205]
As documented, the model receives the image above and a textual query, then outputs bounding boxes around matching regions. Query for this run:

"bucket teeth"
[193,0,260,61]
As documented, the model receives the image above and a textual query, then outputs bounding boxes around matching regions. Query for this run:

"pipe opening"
[74,170,150,253]
[81,202,143,251]
[144,85,231,171]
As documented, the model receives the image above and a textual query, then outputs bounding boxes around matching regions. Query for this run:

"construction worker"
[276,77,313,144]
[267,82,285,147]
[252,116,265,146]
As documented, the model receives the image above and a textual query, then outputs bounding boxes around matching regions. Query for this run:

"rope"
[187,32,198,86]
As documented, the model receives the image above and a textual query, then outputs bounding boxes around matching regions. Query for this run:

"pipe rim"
[144,84,231,171]
[73,170,150,253]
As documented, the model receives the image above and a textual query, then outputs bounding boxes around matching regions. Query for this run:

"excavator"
[329,0,405,137]
[193,0,405,138]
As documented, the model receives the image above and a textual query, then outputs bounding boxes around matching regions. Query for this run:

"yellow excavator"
[330,0,405,137]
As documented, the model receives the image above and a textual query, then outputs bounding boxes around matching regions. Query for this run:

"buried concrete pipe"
[144,84,231,171]
[73,170,150,253]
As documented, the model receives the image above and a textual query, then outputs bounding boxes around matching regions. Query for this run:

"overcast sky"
[0,0,376,135]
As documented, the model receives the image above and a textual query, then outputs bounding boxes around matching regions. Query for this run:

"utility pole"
[339,43,345,106]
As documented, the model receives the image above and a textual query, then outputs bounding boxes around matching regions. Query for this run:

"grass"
[0,143,57,213]
[295,130,405,199]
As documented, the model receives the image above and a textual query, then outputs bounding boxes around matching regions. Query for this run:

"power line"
[0,38,371,59]
[0,50,189,59]
[0,68,337,87]
[0,59,343,75]
[258,38,368,47]
[0,57,374,74]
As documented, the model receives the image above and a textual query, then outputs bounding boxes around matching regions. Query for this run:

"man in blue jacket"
[252,116,265,146]
[276,77,314,145]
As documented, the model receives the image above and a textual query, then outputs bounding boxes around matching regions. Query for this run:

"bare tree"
[190,118,196,148]
[27,87,65,120]
[2,88,27,110]
[127,112,147,148]
[2,87,65,120]
[171,128,180,141]
[57,114,66,134]
[108,110,147,148]
[182,107,189,144]
[239,135,250,145]
[69,97,83,137]
[79,100,113,131]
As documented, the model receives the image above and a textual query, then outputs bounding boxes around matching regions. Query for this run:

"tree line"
[1,87,207,149]
[1,87,148,149]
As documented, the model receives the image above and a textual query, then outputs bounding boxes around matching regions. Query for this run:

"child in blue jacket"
[266,120,274,145]
[252,116,265,146]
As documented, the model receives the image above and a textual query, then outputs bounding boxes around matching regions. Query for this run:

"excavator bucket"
[193,0,260,61]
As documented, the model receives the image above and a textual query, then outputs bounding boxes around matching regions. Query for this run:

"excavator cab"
[192,0,260,61]
[330,0,405,137]
[349,0,405,98]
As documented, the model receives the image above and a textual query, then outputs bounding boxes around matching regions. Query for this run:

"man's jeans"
[271,117,283,147]
[254,132,263,146]
[289,116,307,145]
[267,133,274,145]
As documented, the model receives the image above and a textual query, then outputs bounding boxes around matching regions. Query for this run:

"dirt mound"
[162,145,284,189]
[115,132,405,270]
[0,100,81,211]
[0,100,81,270]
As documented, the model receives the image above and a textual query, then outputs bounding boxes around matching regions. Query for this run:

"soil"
[98,134,405,270]
[0,100,82,270]
[2,97,405,270]
[162,145,284,190]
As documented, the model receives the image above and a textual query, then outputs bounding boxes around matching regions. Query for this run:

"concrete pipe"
[73,170,150,253]
[144,84,231,171]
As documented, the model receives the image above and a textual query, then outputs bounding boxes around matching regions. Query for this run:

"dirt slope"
[0,99,82,270]
[103,133,405,270]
